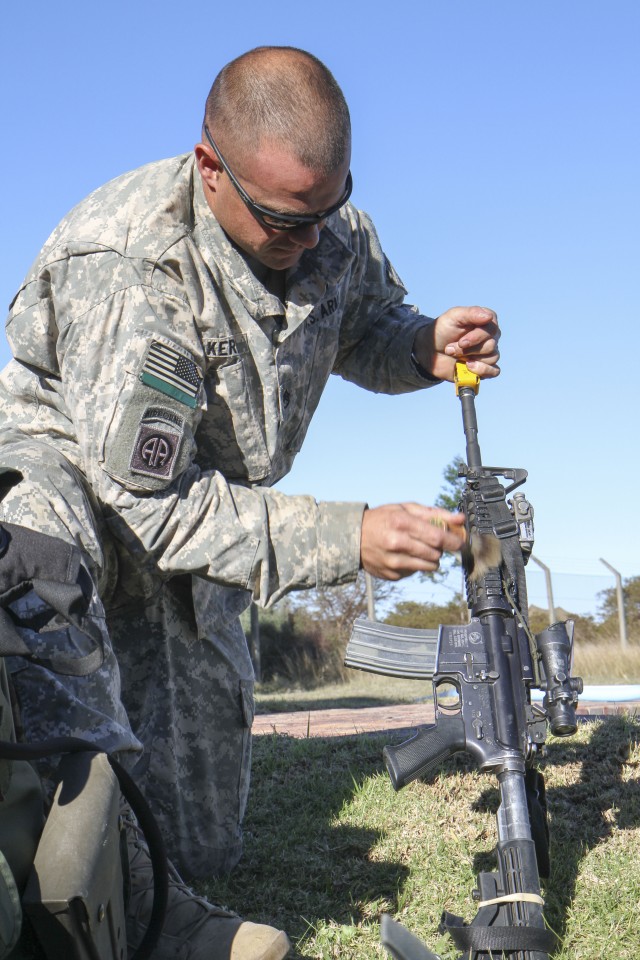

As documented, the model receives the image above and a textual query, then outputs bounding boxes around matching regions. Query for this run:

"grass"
[200,716,640,959]
[572,641,640,686]
[255,673,431,714]
[200,717,640,960]
[209,639,640,956]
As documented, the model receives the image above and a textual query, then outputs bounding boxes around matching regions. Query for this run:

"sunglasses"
[203,125,352,231]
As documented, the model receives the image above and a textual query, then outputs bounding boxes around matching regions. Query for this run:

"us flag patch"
[140,341,202,409]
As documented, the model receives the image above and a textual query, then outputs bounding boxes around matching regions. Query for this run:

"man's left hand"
[413,306,500,382]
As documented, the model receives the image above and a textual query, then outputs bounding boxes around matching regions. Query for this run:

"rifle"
[345,363,582,960]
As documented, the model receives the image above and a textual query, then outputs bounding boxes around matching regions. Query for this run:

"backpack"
[0,522,167,960]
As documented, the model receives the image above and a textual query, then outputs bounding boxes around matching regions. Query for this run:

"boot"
[124,810,291,960]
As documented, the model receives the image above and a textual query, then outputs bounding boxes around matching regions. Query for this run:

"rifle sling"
[441,910,557,953]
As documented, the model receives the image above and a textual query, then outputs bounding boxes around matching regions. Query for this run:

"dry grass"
[572,640,640,685]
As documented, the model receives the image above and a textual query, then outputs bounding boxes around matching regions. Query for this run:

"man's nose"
[291,221,322,248]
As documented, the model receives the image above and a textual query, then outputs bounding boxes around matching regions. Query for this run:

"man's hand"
[361,504,466,580]
[413,306,500,383]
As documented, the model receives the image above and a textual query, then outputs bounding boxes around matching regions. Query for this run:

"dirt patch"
[253,699,639,738]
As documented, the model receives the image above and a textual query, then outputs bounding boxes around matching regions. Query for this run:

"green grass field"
[201,707,640,958]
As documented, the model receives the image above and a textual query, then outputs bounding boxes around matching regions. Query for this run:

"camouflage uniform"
[0,153,437,878]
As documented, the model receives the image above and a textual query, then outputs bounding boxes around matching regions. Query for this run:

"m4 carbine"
[345,363,583,960]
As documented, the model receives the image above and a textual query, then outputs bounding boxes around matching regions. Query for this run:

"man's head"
[195,47,352,271]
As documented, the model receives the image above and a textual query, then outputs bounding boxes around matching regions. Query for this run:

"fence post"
[599,558,628,650]
[531,555,556,625]
[365,572,376,621]
[249,602,262,681]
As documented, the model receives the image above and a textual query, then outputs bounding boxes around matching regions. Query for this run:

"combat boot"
[124,811,291,960]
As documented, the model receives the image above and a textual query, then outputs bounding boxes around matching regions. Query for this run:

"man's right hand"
[360,504,466,580]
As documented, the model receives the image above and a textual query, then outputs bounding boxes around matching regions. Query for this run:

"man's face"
[196,136,351,271]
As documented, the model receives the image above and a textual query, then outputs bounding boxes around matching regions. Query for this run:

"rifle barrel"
[459,386,483,470]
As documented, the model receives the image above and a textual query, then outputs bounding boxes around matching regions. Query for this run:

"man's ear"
[194,143,221,191]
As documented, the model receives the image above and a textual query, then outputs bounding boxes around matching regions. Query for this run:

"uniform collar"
[192,164,355,333]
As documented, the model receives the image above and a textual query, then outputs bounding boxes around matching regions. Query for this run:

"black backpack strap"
[0,735,168,960]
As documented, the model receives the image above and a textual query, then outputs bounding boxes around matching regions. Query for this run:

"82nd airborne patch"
[130,407,185,479]
[131,425,177,478]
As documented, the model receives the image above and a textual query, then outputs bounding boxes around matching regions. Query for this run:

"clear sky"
[1,1,638,615]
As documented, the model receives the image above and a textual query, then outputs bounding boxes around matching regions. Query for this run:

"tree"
[383,598,467,630]
[527,606,601,643]
[419,456,467,620]
[246,574,398,686]
[244,600,331,687]
[289,573,396,645]
[434,455,466,513]
[597,574,640,636]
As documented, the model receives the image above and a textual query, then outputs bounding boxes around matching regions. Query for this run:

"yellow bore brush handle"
[455,363,483,470]
[454,361,480,397]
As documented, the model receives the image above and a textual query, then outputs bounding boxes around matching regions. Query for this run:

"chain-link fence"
[375,563,637,634]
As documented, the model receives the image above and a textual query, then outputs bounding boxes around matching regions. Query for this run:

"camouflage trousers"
[0,448,254,880]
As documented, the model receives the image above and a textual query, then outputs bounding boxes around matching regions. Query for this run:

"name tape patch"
[205,337,239,360]
[308,296,339,326]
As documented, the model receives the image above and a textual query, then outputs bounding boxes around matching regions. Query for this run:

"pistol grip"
[383,716,466,791]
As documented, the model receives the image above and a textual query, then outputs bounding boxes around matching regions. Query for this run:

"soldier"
[0,46,499,960]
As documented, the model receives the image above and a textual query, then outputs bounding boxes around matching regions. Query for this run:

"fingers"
[444,337,500,364]
[464,357,501,379]
[453,347,501,379]
[442,312,501,378]
[401,503,466,548]
[360,504,466,581]
[436,305,500,343]
[421,306,501,382]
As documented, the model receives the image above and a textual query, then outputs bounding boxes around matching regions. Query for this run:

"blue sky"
[2,1,638,615]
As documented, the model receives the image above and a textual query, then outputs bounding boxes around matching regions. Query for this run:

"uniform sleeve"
[102,471,365,608]
[332,208,441,394]
[11,259,365,607]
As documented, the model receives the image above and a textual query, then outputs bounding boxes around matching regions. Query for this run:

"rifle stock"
[345,364,582,960]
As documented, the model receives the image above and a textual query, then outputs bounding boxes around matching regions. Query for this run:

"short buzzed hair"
[204,46,351,176]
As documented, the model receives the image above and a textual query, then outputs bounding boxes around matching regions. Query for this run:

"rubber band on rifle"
[476,892,545,909]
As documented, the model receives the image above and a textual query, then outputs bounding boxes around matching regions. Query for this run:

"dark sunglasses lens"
[260,212,307,230]
[254,172,352,230]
